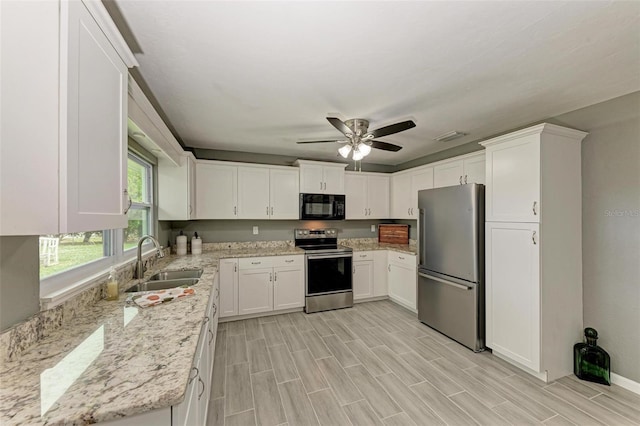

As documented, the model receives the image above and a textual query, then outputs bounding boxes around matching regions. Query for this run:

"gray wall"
[0,236,40,331]
[553,92,640,382]
[165,220,384,244]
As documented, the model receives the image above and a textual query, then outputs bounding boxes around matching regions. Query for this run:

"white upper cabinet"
[345,172,390,219]
[0,0,136,235]
[410,167,434,215]
[481,124,586,223]
[196,162,238,219]
[390,172,412,219]
[433,161,464,188]
[463,154,485,185]
[296,160,347,194]
[196,161,299,220]
[269,168,299,219]
[158,153,196,220]
[238,166,270,219]
[433,152,485,188]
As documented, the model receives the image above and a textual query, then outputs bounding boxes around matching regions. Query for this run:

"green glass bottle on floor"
[574,327,611,385]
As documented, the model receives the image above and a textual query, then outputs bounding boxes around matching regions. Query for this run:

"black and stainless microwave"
[299,193,345,220]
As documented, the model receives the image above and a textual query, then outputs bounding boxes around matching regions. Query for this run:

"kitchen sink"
[147,269,203,281]
[125,278,199,293]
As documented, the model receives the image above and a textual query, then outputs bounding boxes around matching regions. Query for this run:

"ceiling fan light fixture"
[338,144,352,158]
[358,143,371,156]
[434,130,467,142]
[352,149,364,161]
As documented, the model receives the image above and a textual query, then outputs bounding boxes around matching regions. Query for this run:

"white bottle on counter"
[176,231,187,255]
[191,232,202,255]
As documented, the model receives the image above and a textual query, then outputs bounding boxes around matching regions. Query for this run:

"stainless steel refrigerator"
[417,184,485,352]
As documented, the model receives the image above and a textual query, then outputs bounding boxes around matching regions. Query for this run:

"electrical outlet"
[371,225,376,233]
[253,226,259,235]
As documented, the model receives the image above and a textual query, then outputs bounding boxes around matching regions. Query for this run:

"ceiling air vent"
[434,130,467,142]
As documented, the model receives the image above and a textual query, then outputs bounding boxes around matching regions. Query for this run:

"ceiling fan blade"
[296,140,341,144]
[368,120,416,138]
[370,140,403,152]
[326,117,353,136]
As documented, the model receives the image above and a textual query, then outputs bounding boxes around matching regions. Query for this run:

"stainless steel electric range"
[294,229,353,313]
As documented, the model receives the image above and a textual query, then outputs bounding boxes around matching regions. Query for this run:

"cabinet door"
[353,261,374,300]
[219,259,238,318]
[299,164,324,193]
[238,268,273,315]
[391,173,412,219]
[434,161,463,188]
[388,262,417,310]
[196,163,237,219]
[273,266,304,310]
[367,175,390,218]
[373,251,388,297]
[410,168,433,217]
[237,166,270,219]
[187,156,196,219]
[345,173,368,219]
[485,136,540,222]
[269,168,299,219]
[462,154,485,185]
[62,0,128,232]
[486,222,540,371]
[323,166,345,194]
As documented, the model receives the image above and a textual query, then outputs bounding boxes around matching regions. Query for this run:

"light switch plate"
[371,225,376,232]
[253,226,259,235]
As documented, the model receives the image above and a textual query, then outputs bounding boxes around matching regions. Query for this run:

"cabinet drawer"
[353,251,374,261]
[272,255,304,268]
[388,251,415,267]
[239,257,272,270]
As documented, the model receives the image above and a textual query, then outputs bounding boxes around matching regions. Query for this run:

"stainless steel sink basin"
[147,269,203,281]
[125,278,199,293]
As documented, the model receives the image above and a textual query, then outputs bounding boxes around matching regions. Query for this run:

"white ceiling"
[113,1,640,166]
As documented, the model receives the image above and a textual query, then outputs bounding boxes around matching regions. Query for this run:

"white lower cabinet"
[219,259,239,318]
[238,267,274,315]
[387,252,417,311]
[373,251,388,297]
[229,255,304,317]
[486,222,540,372]
[353,251,374,300]
[273,266,305,310]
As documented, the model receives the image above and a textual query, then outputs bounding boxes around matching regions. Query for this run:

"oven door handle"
[306,253,353,260]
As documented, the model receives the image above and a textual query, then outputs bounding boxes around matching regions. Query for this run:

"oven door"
[300,194,346,220]
[306,253,353,295]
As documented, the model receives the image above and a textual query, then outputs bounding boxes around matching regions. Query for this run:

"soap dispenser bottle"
[176,231,187,255]
[191,232,202,255]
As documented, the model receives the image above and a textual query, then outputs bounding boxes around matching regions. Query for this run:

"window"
[125,153,154,251]
[40,149,155,287]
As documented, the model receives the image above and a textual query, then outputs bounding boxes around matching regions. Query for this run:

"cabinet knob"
[388,264,391,272]
[464,175,468,184]
[198,377,205,399]
[271,207,274,215]
[123,189,132,214]
[532,231,537,245]
[274,272,277,281]
[459,176,462,185]
[533,201,538,215]
[188,367,199,384]
[251,261,261,265]
[267,206,269,215]
[234,206,237,215]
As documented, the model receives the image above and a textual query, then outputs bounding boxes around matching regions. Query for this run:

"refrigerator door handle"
[418,272,473,290]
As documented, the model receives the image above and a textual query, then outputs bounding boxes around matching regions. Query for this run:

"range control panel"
[294,228,338,240]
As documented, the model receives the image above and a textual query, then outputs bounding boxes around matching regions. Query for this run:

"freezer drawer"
[417,271,484,352]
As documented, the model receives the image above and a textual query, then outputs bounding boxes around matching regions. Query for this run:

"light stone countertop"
[340,239,417,255]
[0,245,305,425]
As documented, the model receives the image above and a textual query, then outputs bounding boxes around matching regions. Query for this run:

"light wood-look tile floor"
[207,300,640,426]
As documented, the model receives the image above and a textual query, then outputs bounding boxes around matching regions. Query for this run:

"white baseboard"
[611,372,640,395]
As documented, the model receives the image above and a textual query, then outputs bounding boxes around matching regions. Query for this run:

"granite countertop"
[0,255,220,425]
[341,240,417,255]
[0,245,307,425]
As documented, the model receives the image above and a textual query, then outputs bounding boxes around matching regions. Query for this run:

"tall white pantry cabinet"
[481,123,588,382]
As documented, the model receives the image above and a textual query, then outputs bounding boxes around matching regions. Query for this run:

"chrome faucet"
[134,235,165,279]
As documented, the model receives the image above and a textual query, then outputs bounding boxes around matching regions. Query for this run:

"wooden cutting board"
[378,224,409,244]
